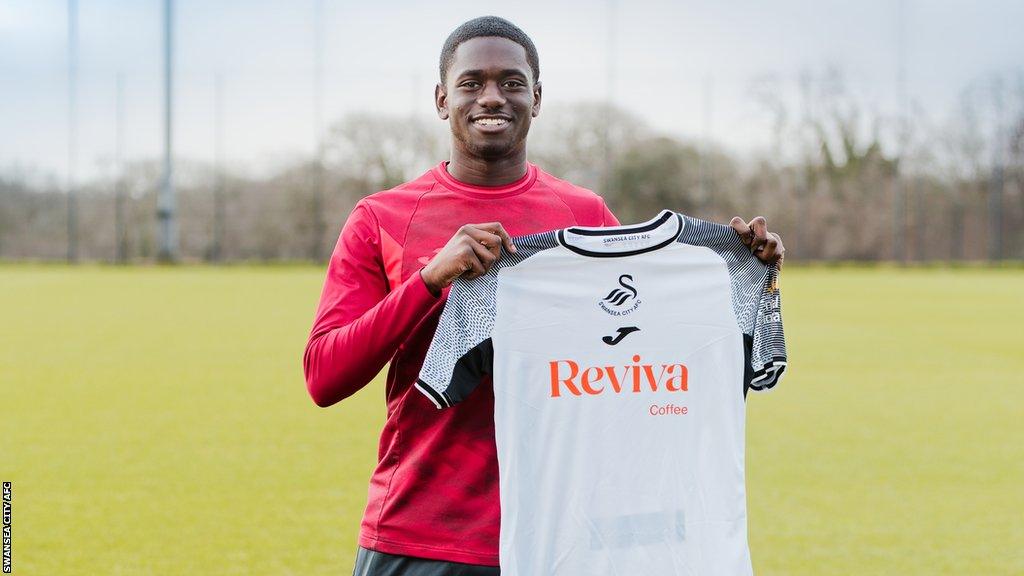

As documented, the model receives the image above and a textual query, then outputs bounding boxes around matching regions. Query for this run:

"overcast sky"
[1,0,1022,181]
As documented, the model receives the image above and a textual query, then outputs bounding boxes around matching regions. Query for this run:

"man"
[304,16,785,576]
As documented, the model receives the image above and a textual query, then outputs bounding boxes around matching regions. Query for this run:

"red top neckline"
[431,161,538,199]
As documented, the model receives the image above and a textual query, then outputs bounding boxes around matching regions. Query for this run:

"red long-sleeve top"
[304,161,618,565]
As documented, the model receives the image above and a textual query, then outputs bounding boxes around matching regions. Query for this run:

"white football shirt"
[417,210,787,575]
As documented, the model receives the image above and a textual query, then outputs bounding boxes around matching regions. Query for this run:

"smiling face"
[436,36,542,161]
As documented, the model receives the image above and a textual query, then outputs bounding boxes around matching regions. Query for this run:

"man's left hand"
[730,216,785,269]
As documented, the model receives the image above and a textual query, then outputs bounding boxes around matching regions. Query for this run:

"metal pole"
[913,177,924,261]
[603,0,616,198]
[989,76,1005,262]
[212,72,225,262]
[115,72,128,263]
[311,0,326,262]
[158,0,178,261]
[950,188,964,261]
[797,71,813,259]
[698,72,713,215]
[894,0,908,264]
[67,0,78,263]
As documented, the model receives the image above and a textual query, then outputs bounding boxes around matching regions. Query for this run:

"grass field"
[1,264,1022,575]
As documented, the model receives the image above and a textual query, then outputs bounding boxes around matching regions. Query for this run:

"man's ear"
[531,81,542,118]
[435,83,449,120]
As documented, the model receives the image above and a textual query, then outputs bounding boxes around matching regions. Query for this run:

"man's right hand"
[420,223,517,296]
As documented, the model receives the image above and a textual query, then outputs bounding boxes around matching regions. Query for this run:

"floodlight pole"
[212,72,226,262]
[988,76,1005,262]
[158,0,178,262]
[67,0,79,263]
[603,0,616,198]
[115,72,128,263]
[699,73,714,214]
[894,0,908,264]
[310,0,327,263]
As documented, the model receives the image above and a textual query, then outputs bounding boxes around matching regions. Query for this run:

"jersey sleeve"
[415,272,498,409]
[745,264,787,392]
[415,230,561,409]
[676,214,788,396]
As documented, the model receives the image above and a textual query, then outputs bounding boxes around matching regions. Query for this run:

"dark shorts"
[352,547,500,576]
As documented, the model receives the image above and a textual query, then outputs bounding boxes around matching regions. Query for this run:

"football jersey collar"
[558,209,684,258]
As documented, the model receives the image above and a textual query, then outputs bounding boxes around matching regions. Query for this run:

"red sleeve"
[303,201,439,407]
[600,199,620,226]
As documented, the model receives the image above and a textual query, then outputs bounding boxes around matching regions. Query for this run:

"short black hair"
[439,16,540,85]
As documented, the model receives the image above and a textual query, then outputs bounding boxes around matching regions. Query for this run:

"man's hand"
[730,216,785,269]
[420,223,517,296]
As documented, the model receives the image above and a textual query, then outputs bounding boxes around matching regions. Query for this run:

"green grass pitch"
[1,264,1021,575]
